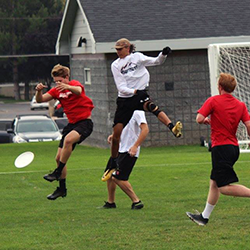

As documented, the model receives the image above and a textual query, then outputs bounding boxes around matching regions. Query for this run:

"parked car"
[0,119,13,131]
[7,114,62,143]
[53,100,65,117]
[0,119,14,144]
[30,96,49,110]
[0,131,13,143]
[53,117,68,133]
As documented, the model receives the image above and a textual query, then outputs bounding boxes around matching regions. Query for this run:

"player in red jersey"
[186,73,250,226]
[35,64,94,200]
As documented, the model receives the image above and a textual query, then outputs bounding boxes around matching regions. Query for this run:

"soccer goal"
[208,42,250,152]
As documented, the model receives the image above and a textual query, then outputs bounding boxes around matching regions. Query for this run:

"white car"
[7,114,62,143]
[30,96,49,110]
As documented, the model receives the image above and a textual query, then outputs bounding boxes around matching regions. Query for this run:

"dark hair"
[129,44,136,53]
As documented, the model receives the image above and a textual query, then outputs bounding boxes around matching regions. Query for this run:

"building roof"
[56,0,250,54]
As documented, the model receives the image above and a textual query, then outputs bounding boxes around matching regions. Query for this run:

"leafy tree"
[0,0,67,100]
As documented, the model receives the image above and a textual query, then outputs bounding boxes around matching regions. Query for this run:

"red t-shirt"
[48,80,94,124]
[198,94,250,147]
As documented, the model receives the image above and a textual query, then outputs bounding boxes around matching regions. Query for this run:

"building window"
[84,68,91,85]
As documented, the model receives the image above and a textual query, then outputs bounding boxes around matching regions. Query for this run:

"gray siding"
[70,7,93,54]
[70,54,112,148]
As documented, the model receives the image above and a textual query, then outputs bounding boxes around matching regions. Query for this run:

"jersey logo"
[59,91,72,99]
[121,62,138,75]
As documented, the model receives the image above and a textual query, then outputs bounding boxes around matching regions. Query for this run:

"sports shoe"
[47,187,67,200]
[43,169,61,182]
[101,168,116,182]
[102,201,116,209]
[172,121,182,138]
[101,157,118,182]
[186,211,209,226]
[131,200,144,210]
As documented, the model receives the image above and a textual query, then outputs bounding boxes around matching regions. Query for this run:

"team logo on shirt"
[121,62,138,75]
[59,91,72,99]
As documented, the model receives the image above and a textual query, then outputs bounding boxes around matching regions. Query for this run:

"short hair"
[51,64,70,78]
[218,73,237,93]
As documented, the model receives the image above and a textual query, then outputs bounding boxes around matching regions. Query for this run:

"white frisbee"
[14,151,34,168]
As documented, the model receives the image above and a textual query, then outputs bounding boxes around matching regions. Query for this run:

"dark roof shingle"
[79,0,250,42]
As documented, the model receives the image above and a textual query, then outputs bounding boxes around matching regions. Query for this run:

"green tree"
[0,0,66,100]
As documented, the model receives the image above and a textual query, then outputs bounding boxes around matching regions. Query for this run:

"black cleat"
[131,200,144,210]
[102,201,116,209]
[47,187,67,200]
[186,212,208,226]
[43,169,61,182]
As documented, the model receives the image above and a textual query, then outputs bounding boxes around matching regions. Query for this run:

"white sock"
[202,202,215,219]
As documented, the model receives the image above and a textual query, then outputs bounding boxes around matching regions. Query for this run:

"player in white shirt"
[102,110,149,209]
[105,38,182,177]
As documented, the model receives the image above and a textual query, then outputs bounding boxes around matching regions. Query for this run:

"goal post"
[208,42,250,152]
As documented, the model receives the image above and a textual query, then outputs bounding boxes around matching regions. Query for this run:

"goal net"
[208,42,250,152]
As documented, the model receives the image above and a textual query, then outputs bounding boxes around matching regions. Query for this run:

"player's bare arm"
[129,123,149,157]
[196,113,210,125]
[35,83,52,103]
[244,120,250,137]
[55,82,82,95]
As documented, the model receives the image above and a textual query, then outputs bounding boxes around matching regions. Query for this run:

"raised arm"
[35,83,53,103]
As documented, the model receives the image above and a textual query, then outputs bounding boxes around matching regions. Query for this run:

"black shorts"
[113,90,150,127]
[104,153,137,181]
[210,145,239,187]
[59,119,93,150]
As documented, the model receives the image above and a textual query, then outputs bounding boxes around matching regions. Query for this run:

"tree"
[0,0,67,100]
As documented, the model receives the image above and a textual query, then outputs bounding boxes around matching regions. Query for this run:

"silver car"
[30,96,49,110]
[8,115,62,143]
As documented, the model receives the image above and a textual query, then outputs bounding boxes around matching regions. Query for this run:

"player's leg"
[102,178,117,208]
[47,147,67,200]
[44,130,80,182]
[113,179,138,201]
[113,153,144,209]
[219,184,250,197]
[111,123,123,158]
[143,100,182,138]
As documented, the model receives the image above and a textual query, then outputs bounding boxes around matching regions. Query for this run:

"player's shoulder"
[133,110,147,122]
[69,79,81,85]
[111,58,121,69]
[132,52,144,58]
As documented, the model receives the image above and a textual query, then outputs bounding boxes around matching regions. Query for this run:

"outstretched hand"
[162,46,172,56]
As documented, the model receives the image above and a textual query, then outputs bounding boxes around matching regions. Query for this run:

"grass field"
[1,142,250,250]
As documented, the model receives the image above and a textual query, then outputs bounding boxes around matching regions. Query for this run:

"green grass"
[1,142,250,249]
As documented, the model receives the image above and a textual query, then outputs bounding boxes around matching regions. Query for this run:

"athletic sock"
[59,179,66,190]
[202,202,215,219]
[57,161,66,173]
[167,123,174,131]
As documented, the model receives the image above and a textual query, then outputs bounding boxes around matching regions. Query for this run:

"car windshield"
[16,120,58,133]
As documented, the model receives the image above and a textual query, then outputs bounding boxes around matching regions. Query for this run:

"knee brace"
[146,101,162,117]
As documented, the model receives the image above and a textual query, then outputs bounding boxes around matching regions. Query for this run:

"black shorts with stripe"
[113,90,149,127]
[210,145,239,187]
[104,153,137,181]
[59,119,93,150]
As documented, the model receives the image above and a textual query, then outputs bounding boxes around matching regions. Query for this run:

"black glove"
[162,46,172,56]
